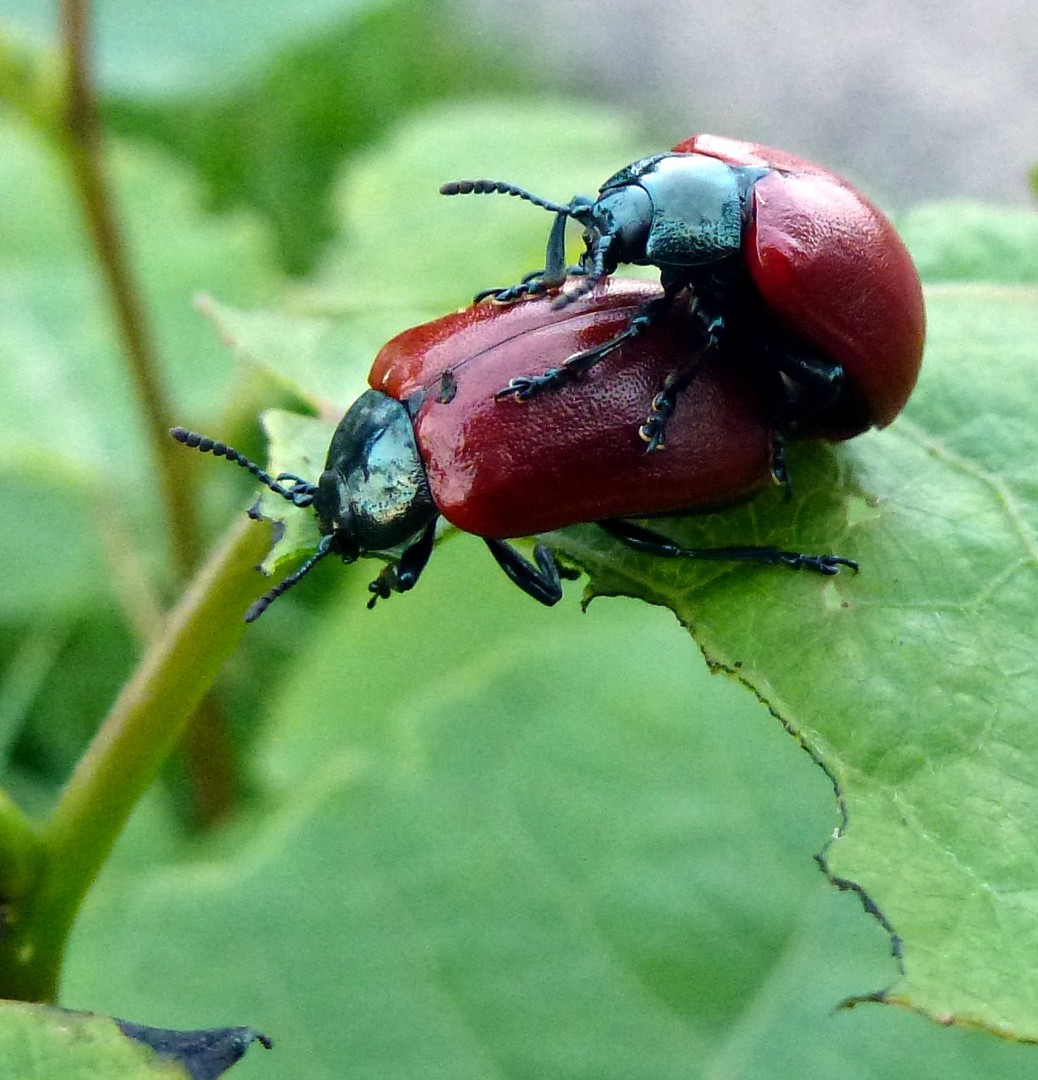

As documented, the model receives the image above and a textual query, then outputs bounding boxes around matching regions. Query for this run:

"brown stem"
[59,0,235,825]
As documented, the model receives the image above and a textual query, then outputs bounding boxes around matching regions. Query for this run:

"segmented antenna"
[245,536,334,623]
[439,179,574,217]
[170,427,317,507]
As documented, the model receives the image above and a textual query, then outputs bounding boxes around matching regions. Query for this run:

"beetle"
[172,281,856,621]
[440,134,925,451]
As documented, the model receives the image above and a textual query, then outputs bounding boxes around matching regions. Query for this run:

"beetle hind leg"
[599,519,858,576]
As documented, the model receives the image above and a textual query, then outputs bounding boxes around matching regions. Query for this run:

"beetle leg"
[366,521,438,608]
[769,431,793,500]
[475,213,580,304]
[765,340,847,432]
[495,293,674,402]
[598,519,858,576]
[638,360,706,452]
[484,539,580,605]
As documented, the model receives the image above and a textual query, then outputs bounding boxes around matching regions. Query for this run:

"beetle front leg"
[475,212,579,304]
[598,519,858,575]
[484,539,580,605]
[495,292,675,402]
[366,521,437,608]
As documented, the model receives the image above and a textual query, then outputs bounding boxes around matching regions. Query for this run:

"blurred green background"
[1,1,1037,1076]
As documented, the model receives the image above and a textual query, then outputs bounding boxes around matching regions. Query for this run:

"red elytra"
[674,135,926,436]
[369,280,774,539]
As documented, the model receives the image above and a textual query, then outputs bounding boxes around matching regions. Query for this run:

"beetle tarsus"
[638,370,689,453]
[496,367,571,401]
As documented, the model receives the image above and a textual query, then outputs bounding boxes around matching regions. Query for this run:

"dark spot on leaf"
[116,1020,273,1079]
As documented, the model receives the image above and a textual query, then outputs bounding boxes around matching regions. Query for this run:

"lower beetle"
[440,135,925,449]
[173,281,855,621]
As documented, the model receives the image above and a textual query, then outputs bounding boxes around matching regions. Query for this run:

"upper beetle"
[173,281,856,620]
[440,135,925,450]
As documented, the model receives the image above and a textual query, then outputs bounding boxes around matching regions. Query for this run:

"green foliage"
[1,3,1038,1076]
[0,1000,269,1078]
[0,1002,184,1079]
[103,0,530,274]
[898,201,1038,282]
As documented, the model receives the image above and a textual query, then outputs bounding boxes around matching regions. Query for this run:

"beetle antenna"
[245,535,334,622]
[439,178,574,217]
[170,427,317,507]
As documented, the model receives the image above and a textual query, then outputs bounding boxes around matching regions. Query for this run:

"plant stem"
[0,792,41,904]
[60,0,198,577]
[59,0,235,825]
[0,517,272,1003]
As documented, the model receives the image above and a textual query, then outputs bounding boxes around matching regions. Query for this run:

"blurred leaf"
[102,0,533,273]
[0,113,281,809]
[0,1,379,95]
[309,98,653,313]
[0,999,270,1078]
[0,116,279,617]
[64,577,1038,1077]
[0,1000,180,1078]
[898,201,1038,282]
[0,23,63,135]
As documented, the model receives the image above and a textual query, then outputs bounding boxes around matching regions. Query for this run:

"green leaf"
[101,0,535,274]
[63,565,1038,1076]
[552,282,1038,1036]
[898,201,1038,283]
[0,1000,270,1078]
[0,116,278,617]
[0,1000,183,1078]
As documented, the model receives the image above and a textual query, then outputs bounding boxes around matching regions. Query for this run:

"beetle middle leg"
[484,539,581,605]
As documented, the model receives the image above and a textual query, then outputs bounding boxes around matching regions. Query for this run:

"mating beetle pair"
[174,136,923,619]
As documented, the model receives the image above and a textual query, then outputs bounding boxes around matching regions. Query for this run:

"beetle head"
[438,175,653,309]
[170,389,436,621]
